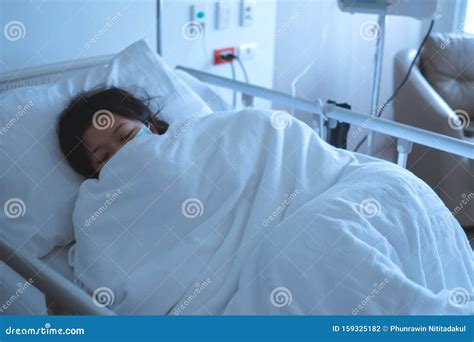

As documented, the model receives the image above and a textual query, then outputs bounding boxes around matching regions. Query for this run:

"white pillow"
[0,40,212,257]
[174,69,230,112]
[104,40,213,122]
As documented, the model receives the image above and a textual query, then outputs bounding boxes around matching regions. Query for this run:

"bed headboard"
[0,54,113,93]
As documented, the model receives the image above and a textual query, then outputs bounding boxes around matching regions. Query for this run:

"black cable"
[220,53,236,61]
[354,19,435,153]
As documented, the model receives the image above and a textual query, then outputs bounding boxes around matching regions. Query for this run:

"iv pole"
[366,14,386,155]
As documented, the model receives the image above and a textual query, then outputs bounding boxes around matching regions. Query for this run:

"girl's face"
[83,114,155,175]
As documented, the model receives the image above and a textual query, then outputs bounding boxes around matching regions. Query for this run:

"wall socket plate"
[239,42,257,60]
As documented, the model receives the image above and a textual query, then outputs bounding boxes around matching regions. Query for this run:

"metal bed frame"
[0,56,473,316]
[176,66,473,165]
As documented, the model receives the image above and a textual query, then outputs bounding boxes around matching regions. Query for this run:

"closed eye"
[98,153,110,164]
[120,130,134,142]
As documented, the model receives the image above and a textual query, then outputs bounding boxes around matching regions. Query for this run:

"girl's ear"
[149,122,158,134]
[149,117,169,135]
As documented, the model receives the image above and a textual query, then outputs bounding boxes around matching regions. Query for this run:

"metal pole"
[157,0,163,55]
[366,14,386,155]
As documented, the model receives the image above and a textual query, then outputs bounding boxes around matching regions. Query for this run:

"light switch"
[215,1,232,30]
[240,0,256,27]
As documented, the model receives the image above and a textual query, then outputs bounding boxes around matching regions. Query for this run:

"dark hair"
[57,86,168,178]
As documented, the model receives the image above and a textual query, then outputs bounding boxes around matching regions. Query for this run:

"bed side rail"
[176,66,473,164]
[0,238,115,315]
[0,54,113,93]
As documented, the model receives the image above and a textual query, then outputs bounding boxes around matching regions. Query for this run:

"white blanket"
[73,109,474,315]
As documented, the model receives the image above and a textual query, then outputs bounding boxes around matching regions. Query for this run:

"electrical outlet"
[213,47,235,65]
[238,42,257,60]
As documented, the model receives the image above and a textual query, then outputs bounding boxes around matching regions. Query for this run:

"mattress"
[39,243,75,281]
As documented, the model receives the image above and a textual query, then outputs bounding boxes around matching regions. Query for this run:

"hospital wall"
[0,0,158,71]
[272,0,422,158]
[158,0,277,109]
[0,0,277,110]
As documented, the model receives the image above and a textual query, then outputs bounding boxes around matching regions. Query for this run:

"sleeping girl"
[57,86,474,315]
[57,86,168,179]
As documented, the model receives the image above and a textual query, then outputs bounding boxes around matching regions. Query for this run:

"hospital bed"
[0,54,473,316]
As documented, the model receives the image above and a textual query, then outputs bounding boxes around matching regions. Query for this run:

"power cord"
[220,53,250,108]
[229,61,237,108]
[220,53,238,108]
[354,19,435,153]
[234,55,249,83]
